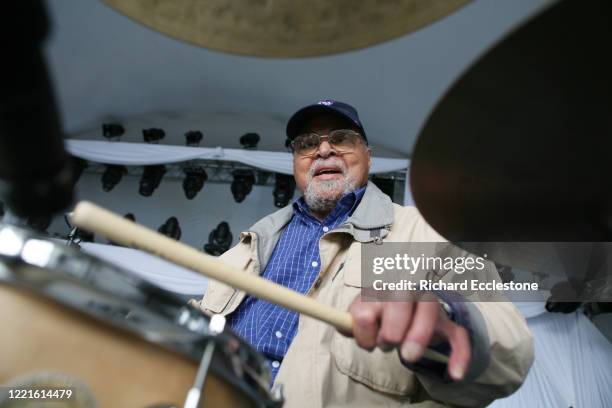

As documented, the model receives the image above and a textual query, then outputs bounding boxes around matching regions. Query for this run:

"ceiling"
[44,0,552,156]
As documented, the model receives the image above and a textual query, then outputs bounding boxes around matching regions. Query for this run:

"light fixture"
[185,130,203,146]
[102,123,124,141]
[231,170,255,203]
[273,174,296,208]
[139,165,166,196]
[26,214,53,234]
[158,216,181,240]
[102,165,127,192]
[203,221,233,256]
[370,176,395,200]
[142,128,165,144]
[71,157,88,185]
[183,167,208,199]
[240,132,260,149]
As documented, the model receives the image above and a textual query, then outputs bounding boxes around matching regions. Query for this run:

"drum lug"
[183,314,226,408]
[269,383,285,408]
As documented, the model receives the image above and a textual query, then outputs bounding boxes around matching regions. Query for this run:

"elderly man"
[195,100,533,407]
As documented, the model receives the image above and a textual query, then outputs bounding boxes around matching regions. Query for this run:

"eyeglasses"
[290,129,364,156]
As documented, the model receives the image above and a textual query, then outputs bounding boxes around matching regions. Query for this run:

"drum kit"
[1,0,611,406]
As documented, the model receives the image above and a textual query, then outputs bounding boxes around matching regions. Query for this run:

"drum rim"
[0,222,278,407]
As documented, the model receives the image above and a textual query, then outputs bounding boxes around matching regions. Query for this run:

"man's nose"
[317,140,336,158]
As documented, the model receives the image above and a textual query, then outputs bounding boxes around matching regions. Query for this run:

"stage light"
[142,128,165,144]
[158,216,181,240]
[545,280,583,313]
[26,214,53,234]
[231,169,255,203]
[75,228,94,243]
[183,167,208,199]
[102,123,124,140]
[139,165,166,196]
[185,130,203,146]
[203,221,233,256]
[101,165,127,192]
[240,132,260,149]
[71,157,88,185]
[273,174,296,208]
[370,176,395,200]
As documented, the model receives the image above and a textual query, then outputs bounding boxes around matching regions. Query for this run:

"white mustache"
[307,159,348,180]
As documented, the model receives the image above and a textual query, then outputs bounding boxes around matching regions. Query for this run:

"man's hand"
[343,293,471,381]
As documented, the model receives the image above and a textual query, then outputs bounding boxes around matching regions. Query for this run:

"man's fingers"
[377,302,413,350]
[349,298,382,350]
[400,300,439,362]
[437,317,471,381]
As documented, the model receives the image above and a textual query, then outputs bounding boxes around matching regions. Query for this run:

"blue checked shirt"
[227,187,366,380]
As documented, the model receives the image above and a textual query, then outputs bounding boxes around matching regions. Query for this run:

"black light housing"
[204,221,233,256]
[183,167,208,199]
[142,128,165,144]
[370,176,395,200]
[139,165,166,196]
[240,132,260,149]
[71,157,88,185]
[273,173,296,208]
[185,130,203,146]
[102,164,127,192]
[231,169,255,203]
[102,123,124,140]
[26,214,53,234]
[158,216,181,240]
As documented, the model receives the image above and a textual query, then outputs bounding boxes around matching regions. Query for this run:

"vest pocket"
[330,322,417,396]
[201,283,236,314]
[330,269,418,397]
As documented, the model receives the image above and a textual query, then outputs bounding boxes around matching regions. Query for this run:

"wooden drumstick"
[71,201,449,364]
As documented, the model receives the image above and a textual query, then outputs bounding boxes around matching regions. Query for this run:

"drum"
[0,223,282,408]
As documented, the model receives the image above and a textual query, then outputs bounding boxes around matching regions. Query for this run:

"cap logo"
[318,100,334,106]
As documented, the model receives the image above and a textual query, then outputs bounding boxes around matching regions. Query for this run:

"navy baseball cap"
[286,99,368,145]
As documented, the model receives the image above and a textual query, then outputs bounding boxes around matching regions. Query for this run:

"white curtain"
[490,302,612,408]
[81,242,208,296]
[65,140,409,175]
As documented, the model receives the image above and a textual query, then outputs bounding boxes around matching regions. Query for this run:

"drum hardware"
[0,223,281,407]
[184,315,225,408]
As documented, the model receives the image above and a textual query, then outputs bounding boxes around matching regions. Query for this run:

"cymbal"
[411,0,612,243]
[410,0,612,299]
[102,0,471,57]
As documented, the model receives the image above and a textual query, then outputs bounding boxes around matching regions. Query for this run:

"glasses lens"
[329,130,359,150]
[293,133,320,154]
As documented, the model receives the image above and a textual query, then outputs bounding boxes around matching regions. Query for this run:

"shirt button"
[322,226,329,232]
[272,361,280,369]
[311,261,318,267]
[275,331,283,339]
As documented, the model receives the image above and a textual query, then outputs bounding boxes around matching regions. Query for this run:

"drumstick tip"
[71,201,98,225]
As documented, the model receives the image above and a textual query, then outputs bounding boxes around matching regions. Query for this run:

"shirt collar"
[293,185,367,226]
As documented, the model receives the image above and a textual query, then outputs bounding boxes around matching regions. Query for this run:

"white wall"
[48,172,280,249]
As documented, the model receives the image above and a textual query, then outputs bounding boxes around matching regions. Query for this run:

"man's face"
[292,114,371,207]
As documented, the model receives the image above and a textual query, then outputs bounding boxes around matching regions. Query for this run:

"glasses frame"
[290,129,364,157]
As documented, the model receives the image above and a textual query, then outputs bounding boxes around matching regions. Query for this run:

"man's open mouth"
[313,166,343,180]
